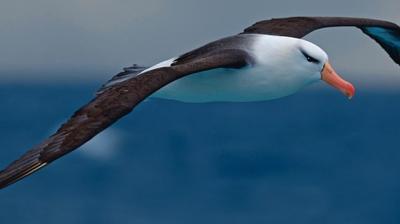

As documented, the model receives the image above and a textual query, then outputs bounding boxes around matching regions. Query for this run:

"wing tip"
[0,162,48,190]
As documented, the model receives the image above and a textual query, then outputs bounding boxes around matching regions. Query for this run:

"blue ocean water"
[0,82,399,224]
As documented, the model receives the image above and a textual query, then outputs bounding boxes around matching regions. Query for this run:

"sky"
[0,0,399,86]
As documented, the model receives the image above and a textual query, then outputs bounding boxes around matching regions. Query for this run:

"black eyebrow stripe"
[300,50,320,64]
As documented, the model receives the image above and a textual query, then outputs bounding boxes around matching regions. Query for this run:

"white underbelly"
[152,65,311,103]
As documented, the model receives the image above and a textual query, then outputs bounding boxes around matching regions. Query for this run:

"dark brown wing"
[172,35,255,66]
[0,49,251,189]
[242,17,400,65]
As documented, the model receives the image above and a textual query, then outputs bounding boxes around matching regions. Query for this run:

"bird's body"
[1,16,399,189]
[151,34,325,102]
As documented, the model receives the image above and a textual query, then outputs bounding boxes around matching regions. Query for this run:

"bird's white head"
[252,35,355,99]
[298,39,355,99]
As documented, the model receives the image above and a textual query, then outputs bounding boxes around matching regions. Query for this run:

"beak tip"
[346,83,355,100]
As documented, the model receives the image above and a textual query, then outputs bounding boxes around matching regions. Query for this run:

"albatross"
[0,16,399,189]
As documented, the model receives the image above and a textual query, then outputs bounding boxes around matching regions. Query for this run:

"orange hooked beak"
[321,62,355,99]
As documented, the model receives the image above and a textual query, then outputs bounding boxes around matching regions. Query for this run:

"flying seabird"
[0,17,399,189]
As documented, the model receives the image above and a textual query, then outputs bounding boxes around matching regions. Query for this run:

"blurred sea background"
[0,0,399,223]
[0,82,399,224]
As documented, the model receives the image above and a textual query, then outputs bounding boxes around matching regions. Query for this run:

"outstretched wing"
[242,17,400,65]
[0,49,251,189]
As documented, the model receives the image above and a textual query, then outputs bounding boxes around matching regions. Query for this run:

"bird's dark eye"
[301,50,320,64]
